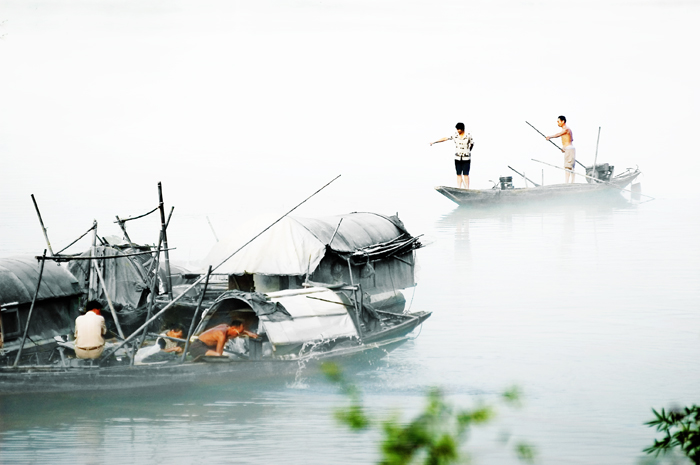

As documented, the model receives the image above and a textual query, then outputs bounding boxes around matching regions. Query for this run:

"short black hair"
[558,115,566,123]
[85,300,102,312]
[230,319,244,327]
[455,122,465,131]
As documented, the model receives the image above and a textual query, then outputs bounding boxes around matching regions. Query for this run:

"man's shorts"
[455,159,471,176]
[564,146,576,170]
[188,339,212,359]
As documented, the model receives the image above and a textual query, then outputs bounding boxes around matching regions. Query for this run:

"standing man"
[74,300,107,359]
[188,321,259,359]
[546,116,576,183]
[431,122,475,189]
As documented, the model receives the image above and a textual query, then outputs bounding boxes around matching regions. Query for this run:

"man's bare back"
[196,323,259,357]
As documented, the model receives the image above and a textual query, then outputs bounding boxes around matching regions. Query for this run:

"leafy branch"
[644,405,700,464]
[322,362,536,464]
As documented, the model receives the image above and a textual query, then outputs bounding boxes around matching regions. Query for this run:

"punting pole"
[31,195,55,256]
[181,266,212,363]
[158,182,174,301]
[525,121,586,169]
[531,159,655,200]
[508,165,540,187]
[13,250,47,367]
[101,174,342,361]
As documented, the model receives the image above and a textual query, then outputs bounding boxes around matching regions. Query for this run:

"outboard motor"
[586,163,614,183]
[499,176,514,190]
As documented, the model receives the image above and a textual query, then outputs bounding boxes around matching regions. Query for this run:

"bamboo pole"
[113,206,159,224]
[181,266,212,363]
[55,223,97,256]
[207,217,219,243]
[591,126,602,180]
[37,248,174,262]
[525,121,586,169]
[508,165,540,187]
[345,258,364,343]
[115,215,134,245]
[100,174,342,362]
[132,234,163,364]
[531,159,655,200]
[92,256,125,340]
[30,196,55,256]
[13,250,47,367]
[158,182,174,301]
[88,221,98,300]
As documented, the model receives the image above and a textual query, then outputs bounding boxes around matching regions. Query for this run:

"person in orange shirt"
[74,300,107,359]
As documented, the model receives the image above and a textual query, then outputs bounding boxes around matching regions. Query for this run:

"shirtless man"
[188,321,259,359]
[546,115,576,183]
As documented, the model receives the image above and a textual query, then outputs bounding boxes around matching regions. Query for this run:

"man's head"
[455,122,465,133]
[557,115,567,126]
[227,320,245,337]
[85,300,102,316]
[167,326,184,339]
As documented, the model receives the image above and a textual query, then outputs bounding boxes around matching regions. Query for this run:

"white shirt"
[448,132,474,160]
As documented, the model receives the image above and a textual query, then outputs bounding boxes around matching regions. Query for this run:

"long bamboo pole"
[93,255,125,340]
[591,126,602,180]
[88,221,98,300]
[55,223,97,255]
[181,266,212,363]
[531,159,654,200]
[37,248,175,262]
[525,121,586,169]
[101,174,342,361]
[158,182,174,301]
[30,196,54,256]
[508,165,540,187]
[13,250,46,367]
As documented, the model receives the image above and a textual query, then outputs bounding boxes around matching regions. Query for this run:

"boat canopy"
[203,212,419,276]
[199,288,359,349]
[0,257,82,306]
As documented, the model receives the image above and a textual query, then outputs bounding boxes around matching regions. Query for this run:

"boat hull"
[0,312,430,396]
[436,169,641,206]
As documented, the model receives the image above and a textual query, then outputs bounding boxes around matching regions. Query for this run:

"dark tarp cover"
[209,290,292,322]
[0,257,82,305]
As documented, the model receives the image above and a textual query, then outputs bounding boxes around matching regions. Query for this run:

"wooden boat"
[0,286,430,395]
[436,167,641,207]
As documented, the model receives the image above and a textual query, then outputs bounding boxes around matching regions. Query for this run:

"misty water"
[1,0,699,463]
[1,193,699,465]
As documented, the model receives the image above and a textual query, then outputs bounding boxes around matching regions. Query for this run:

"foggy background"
[1,0,698,264]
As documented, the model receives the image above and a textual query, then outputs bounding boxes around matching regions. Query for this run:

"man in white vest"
[74,300,107,359]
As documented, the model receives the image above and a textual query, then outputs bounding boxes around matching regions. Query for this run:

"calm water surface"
[1,195,699,465]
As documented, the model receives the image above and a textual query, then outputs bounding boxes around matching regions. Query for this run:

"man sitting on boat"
[188,321,259,360]
[546,115,576,183]
[74,300,107,360]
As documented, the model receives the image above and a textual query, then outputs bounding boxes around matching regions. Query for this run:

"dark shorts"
[189,339,213,358]
[455,159,471,175]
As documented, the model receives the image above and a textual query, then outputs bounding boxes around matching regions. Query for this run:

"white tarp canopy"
[203,212,408,276]
[262,288,358,347]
